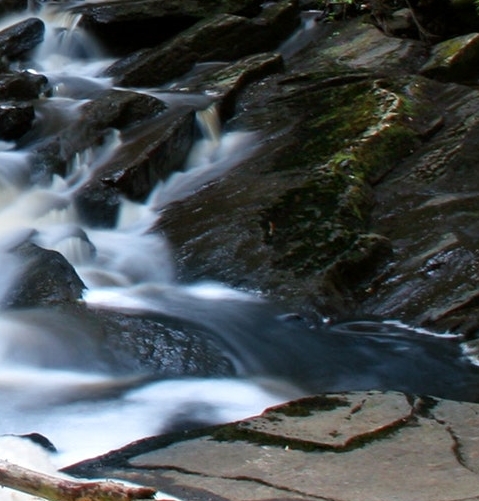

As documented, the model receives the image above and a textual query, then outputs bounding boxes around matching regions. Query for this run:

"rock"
[81,306,237,377]
[0,71,48,100]
[104,0,300,87]
[319,21,428,75]
[171,52,284,120]
[74,107,196,226]
[64,391,479,501]
[0,102,35,140]
[157,60,425,319]
[75,0,264,53]
[363,77,479,334]
[30,89,167,182]
[420,32,479,82]
[0,302,236,376]
[5,242,86,308]
[384,8,416,38]
[0,17,45,59]
[151,14,479,330]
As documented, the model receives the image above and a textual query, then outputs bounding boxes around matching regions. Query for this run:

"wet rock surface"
[154,12,479,334]
[65,391,479,501]
[0,101,35,140]
[5,242,86,307]
[103,0,299,87]
[0,17,44,59]
[74,0,264,53]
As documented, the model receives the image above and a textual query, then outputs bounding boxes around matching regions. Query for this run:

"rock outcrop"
[65,390,479,501]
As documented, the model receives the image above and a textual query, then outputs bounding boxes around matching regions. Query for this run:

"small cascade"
[196,103,222,145]
[148,104,259,210]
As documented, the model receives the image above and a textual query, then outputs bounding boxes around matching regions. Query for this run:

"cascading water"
[0,2,478,471]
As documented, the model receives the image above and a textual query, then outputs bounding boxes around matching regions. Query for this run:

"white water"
[0,3,298,471]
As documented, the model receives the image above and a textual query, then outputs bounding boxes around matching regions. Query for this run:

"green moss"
[212,424,321,452]
[261,78,419,276]
[272,395,350,416]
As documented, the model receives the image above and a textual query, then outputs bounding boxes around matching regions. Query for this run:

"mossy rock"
[261,78,418,277]
[420,33,479,82]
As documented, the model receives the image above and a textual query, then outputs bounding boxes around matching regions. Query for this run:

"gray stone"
[65,392,479,501]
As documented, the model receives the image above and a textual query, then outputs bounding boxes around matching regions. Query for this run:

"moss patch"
[261,77,418,277]
[270,395,351,417]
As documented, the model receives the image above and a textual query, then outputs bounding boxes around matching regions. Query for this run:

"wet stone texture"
[66,391,479,501]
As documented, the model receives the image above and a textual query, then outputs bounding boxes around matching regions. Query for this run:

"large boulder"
[156,58,428,320]
[153,14,479,334]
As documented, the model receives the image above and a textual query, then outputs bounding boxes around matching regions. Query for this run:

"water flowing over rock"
[31,89,168,183]
[5,242,86,308]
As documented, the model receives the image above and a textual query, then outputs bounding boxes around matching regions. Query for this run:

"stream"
[0,3,479,469]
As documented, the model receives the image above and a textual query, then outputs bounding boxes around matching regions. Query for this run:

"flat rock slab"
[67,391,479,501]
